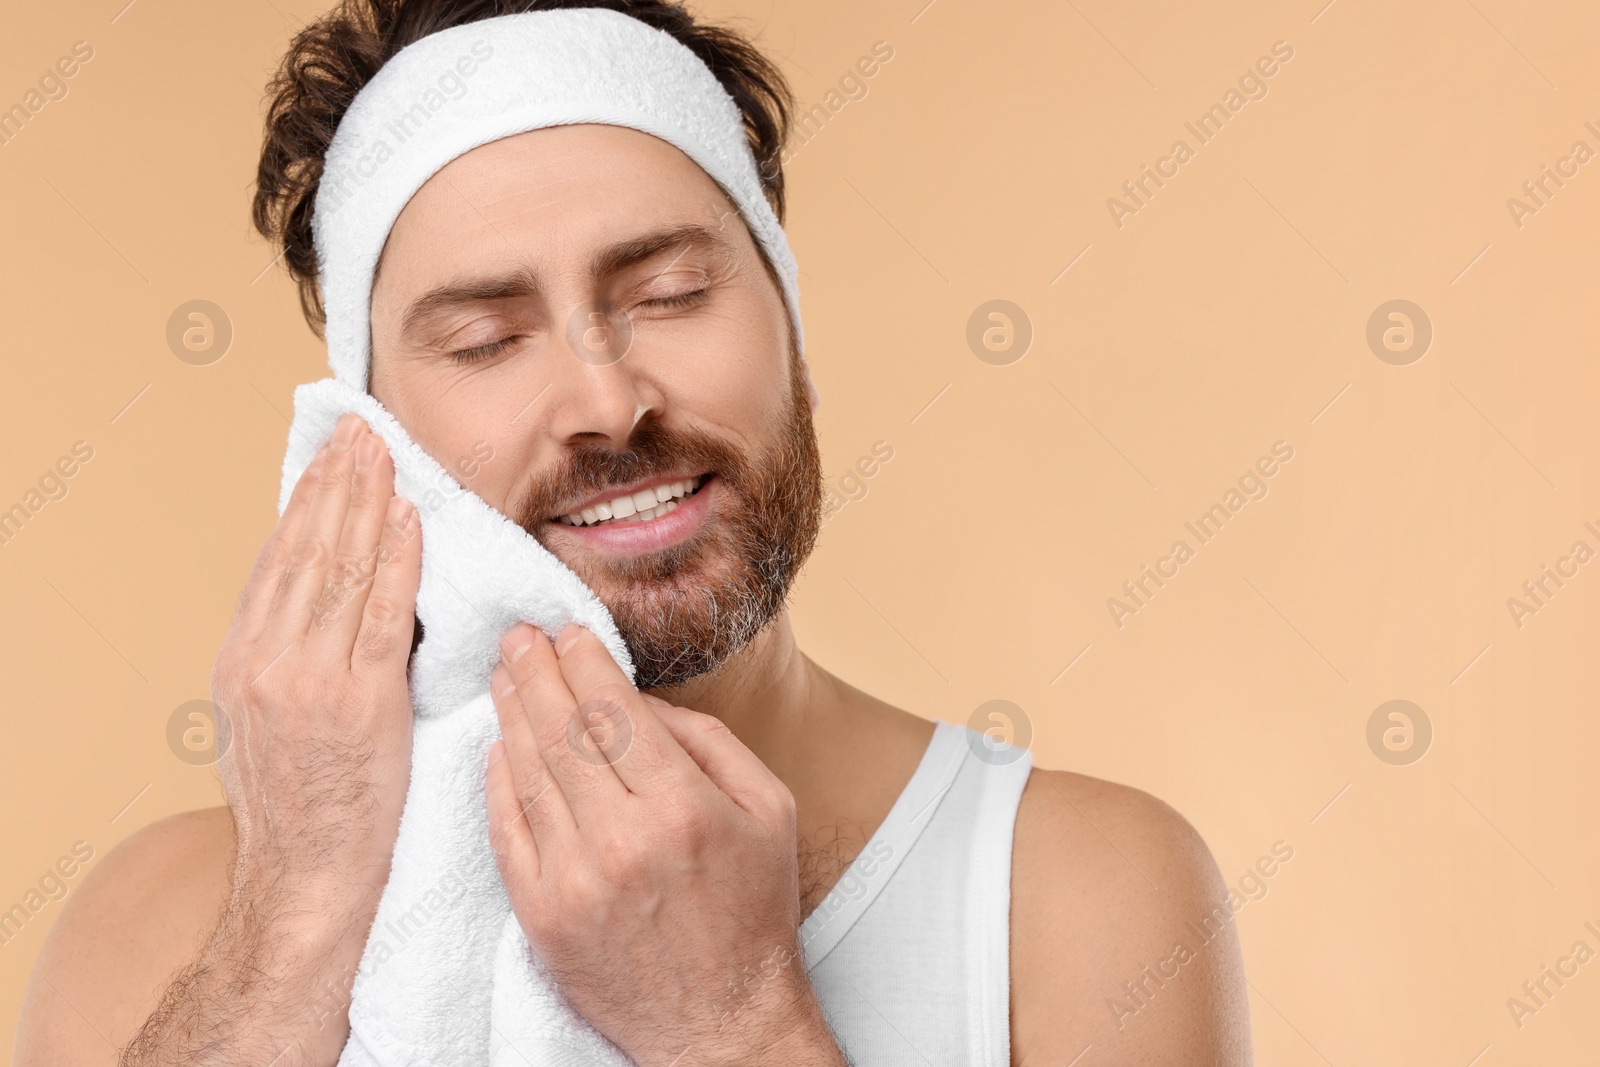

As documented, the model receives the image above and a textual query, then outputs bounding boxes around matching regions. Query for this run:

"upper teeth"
[558,476,703,527]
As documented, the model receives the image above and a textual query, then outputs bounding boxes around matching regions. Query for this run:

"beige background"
[3,0,1597,1062]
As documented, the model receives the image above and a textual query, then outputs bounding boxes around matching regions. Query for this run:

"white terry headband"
[312,5,805,391]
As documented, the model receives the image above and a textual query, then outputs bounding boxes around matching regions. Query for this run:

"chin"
[582,545,792,689]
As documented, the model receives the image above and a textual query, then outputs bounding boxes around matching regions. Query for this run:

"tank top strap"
[799,719,972,969]
[800,720,1033,1066]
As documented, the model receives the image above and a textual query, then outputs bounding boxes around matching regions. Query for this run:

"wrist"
[746,1006,846,1067]
[698,978,844,1067]
[213,866,379,1009]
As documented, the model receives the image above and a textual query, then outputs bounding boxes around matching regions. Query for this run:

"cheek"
[370,360,533,515]
[651,297,792,434]
[659,354,781,436]
[463,436,532,515]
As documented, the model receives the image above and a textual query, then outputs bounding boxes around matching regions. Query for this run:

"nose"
[541,324,666,448]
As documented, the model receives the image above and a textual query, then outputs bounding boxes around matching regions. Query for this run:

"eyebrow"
[398,222,733,339]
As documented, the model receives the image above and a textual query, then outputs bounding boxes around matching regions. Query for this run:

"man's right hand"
[123,411,422,1065]
[212,411,420,924]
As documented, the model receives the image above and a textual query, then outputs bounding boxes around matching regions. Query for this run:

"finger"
[499,623,626,820]
[550,624,698,794]
[486,739,542,885]
[489,660,576,840]
[262,413,364,646]
[231,446,327,645]
[652,703,788,820]
[349,495,422,674]
[307,429,396,659]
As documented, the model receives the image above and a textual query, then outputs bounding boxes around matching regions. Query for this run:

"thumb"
[650,702,789,823]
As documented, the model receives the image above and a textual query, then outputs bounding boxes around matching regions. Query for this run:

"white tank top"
[801,720,1034,1066]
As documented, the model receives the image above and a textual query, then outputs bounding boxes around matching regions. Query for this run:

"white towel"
[272,8,806,1064]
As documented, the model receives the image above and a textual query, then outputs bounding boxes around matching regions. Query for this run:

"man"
[15,2,1250,1064]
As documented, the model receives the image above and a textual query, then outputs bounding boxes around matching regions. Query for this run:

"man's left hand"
[485,622,845,1067]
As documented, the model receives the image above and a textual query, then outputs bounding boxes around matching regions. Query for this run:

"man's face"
[368,124,821,688]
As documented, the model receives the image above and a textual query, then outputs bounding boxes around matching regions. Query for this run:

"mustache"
[511,421,746,532]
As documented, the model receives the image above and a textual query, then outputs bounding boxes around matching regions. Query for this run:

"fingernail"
[355,433,381,472]
[487,739,504,767]
[491,663,515,697]
[502,624,534,662]
[555,623,583,656]
[332,415,360,451]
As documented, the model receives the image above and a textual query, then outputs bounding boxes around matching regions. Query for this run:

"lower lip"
[546,476,717,555]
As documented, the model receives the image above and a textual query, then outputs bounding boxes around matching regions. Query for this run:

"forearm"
[120,880,374,1067]
[119,415,412,1066]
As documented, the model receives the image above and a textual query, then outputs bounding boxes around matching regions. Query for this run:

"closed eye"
[447,335,521,365]
[447,288,708,364]
[641,287,709,310]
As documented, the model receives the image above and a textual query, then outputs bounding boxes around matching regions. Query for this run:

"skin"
[14,124,1251,1065]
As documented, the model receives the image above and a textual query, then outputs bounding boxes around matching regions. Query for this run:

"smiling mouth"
[552,474,709,528]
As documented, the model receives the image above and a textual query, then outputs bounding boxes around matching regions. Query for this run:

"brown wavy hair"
[250,0,795,340]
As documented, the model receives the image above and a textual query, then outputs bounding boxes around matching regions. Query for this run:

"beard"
[512,359,822,689]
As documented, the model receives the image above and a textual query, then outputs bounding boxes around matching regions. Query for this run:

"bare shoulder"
[13,806,235,1066]
[1009,768,1252,1067]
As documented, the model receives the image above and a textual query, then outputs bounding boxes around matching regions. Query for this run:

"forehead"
[374,124,739,290]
